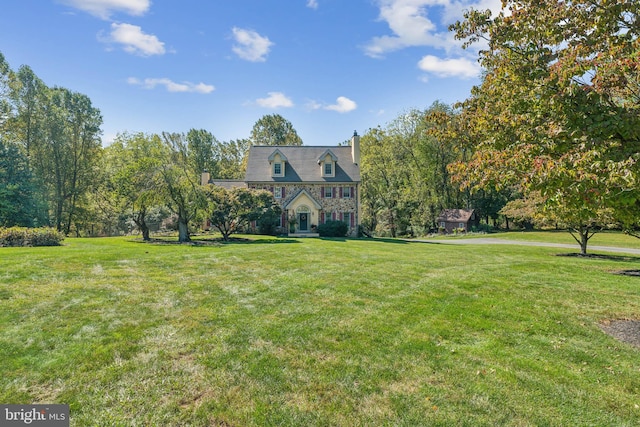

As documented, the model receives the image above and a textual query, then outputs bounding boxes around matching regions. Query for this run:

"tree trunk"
[570,225,591,256]
[178,218,191,242]
[579,230,588,256]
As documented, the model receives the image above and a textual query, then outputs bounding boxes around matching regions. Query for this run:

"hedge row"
[0,227,65,247]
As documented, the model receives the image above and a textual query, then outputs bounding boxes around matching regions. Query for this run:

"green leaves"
[450,0,640,250]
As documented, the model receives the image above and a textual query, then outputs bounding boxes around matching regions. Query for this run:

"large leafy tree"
[450,0,640,254]
[204,186,280,241]
[105,132,166,240]
[250,114,303,146]
[159,132,206,242]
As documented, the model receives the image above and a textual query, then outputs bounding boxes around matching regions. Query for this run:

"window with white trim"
[274,186,282,199]
[273,162,283,176]
[342,186,351,198]
[324,187,332,198]
[324,162,332,176]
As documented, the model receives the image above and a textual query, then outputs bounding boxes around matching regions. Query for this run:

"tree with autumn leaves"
[448,0,640,254]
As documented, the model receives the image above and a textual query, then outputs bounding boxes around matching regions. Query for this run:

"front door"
[298,213,308,232]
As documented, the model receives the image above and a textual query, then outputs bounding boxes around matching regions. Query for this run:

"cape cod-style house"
[202,132,362,236]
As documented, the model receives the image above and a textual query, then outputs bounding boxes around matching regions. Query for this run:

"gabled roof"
[437,209,476,222]
[317,149,338,163]
[284,189,322,210]
[245,145,360,183]
[267,148,288,163]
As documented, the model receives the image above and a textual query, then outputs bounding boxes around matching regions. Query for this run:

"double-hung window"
[324,186,333,198]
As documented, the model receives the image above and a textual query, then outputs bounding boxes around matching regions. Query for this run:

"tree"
[42,88,103,234]
[105,132,166,240]
[450,0,640,254]
[0,139,37,226]
[186,128,218,176]
[214,138,250,179]
[159,132,206,242]
[204,186,281,241]
[250,114,303,146]
[360,104,470,236]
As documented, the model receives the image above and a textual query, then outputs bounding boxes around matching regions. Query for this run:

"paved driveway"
[415,237,640,256]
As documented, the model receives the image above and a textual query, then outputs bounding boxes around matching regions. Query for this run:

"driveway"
[414,237,640,256]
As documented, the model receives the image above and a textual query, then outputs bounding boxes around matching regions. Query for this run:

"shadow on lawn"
[134,237,300,246]
[556,252,640,262]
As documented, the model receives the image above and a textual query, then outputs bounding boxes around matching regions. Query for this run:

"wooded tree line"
[0,51,293,241]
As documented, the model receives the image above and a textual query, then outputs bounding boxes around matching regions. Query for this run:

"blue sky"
[0,0,501,146]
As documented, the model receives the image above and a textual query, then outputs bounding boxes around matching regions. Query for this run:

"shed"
[437,209,479,234]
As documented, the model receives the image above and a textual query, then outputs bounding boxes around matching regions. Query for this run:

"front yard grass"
[1,235,639,426]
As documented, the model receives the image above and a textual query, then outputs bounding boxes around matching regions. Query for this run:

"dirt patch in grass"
[600,320,640,348]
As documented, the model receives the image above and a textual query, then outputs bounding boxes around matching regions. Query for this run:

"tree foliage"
[250,114,303,146]
[204,186,281,241]
[449,0,640,254]
[0,139,38,226]
[1,54,103,235]
[104,132,166,240]
[159,132,206,242]
[361,104,473,237]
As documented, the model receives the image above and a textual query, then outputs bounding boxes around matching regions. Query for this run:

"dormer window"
[268,149,287,178]
[318,149,338,178]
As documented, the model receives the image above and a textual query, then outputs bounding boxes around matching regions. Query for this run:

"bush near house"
[317,220,349,237]
[0,227,65,247]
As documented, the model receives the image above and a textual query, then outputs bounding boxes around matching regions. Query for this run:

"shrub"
[317,220,349,237]
[257,210,280,235]
[0,227,64,247]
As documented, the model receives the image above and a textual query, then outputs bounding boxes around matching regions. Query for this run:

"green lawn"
[490,230,640,249]
[1,235,639,426]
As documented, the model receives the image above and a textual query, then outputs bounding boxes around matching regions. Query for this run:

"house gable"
[284,189,322,211]
[267,149,287,178]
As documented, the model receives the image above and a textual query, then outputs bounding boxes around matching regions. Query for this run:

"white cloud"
[60,0,150,19]
[325,96,357,113]
[418,55,481,78]
[256,92,294,108]
[306,96,358,113]
[231,27,273,62]
[128,77,215,94]
[102,23,166,56]
[364,0,504,58]
[307,0,319,9]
